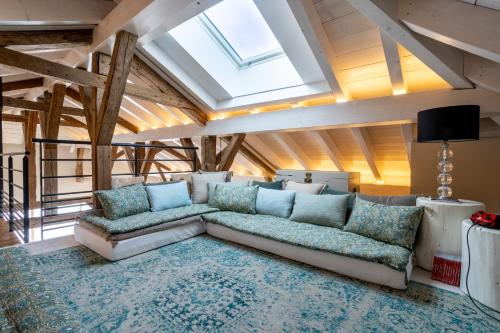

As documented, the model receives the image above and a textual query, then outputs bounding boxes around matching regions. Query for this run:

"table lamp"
[417,105,480,201]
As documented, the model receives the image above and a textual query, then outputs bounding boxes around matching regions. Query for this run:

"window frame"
[198,13,284,68]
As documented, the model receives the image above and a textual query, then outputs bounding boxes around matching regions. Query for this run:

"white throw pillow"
[191,172,229,204]
[284,181,325,194]
[111,176,144,189]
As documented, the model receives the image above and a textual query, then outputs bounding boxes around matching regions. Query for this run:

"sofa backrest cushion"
[208,181,248,207]
[290,193,350,229]
[171,173,193,193]
[145,181,192,212]
[251,180,283,190]
[111,176,144,189]
[256,188,295,218]
[356,193,417,206]
[191,172,229,203]
[95,184,150,220]
[320,186,355,217]
[344,197,424,250]
[211,184,258,214]
[284,181,325,194]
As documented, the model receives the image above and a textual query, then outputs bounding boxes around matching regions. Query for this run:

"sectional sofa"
[75,176,423,290]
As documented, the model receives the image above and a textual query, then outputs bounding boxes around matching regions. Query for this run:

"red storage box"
[431,254,461,286]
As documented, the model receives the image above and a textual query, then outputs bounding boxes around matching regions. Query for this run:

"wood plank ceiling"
[1,0,499,193]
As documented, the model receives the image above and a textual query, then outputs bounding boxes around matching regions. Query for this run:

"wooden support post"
[134,142,145,176]
[180,138,200,171]
[75,148,85,182]
[92,30,137,193]
[201,135,217,171]
[22,111,38,208]
[217,134,246,171]
[123,147,136,173]
[43,84,66,208]
[141,147,159,181]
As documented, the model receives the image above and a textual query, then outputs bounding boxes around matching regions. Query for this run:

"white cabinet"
[275,170,360,192]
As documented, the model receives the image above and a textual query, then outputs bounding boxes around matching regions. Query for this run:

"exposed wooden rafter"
[96,31,138,145]
[221,137,276,178]
[0,29,93,49]
[287,0,349,101]
[0,47,207,118]
[99,53,207,126]
[2,77,44,92]
[112,88,500,142]
[346,0,473,89]
[2,96,83,116]
[400,124,413,166]
[399,0,500,64]
[217,134,246,172]
[380,30,406,94]
[272,132,314,170]
[350,127,382,182]
[179,138,201,171]
[309,131,345,172]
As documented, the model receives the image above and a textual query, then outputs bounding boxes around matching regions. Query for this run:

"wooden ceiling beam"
[99,53,207,126]
[44,84,66,139]
[61,115,87,129]
[150,141,188,162]
[346,0,473,89]
[217,134,246,172]
[350,127,382,182]
[221,137,276,177]
[0,29,93,49]
[380,29,406,94]
[309,130,345,172]
[0,47,205,114]
[2,113,87,129]
[271,132,314,170]
[245,135,285,169]
[67,86,139,134]
[287,0,350,101]
[2,77,43,92]
[179,138,201,171]
[399,0,500,64]
[2,96,83,116]
[112,88,500,142]
[96,31,137,145]
[400,124,413,166]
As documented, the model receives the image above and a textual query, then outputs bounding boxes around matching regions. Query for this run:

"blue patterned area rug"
[32,235,498,332]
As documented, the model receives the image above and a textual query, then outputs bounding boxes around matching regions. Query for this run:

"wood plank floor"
[0,219,21,248]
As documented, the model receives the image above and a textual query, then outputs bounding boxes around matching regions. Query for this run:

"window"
[200,0,284,67]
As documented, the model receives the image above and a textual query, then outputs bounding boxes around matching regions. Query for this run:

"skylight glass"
[202,0,283,65]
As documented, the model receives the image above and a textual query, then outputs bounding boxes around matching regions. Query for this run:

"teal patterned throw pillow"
[344,198,424,250]
[211,184,258,214]
[95,184,150,220]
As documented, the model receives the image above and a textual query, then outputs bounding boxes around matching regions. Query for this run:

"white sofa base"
[206,222,412,289]
[74,221,206,261]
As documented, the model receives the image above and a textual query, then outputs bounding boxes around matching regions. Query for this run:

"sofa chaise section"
[75,204,218,261]
[203,211,413,289]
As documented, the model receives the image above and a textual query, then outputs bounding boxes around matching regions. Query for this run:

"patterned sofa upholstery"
[75,204,219,261]
[202,211,413,289]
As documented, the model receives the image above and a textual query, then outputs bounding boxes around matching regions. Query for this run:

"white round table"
[415,197,484,270]
[460,219,500,312]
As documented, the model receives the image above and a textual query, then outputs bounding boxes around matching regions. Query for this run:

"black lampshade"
[417,105,480,142]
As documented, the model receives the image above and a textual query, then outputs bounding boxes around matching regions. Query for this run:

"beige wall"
[411,137,500,211]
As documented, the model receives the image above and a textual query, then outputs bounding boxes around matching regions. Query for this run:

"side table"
[460,219,500,312]
[415,197,484,270]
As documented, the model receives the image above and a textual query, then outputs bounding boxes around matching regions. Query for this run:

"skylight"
[201,0,283,67]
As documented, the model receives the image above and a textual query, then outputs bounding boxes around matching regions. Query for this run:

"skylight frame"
[198,13,284,68]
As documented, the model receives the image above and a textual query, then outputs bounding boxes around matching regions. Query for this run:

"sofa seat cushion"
[80,204,218,235]
[202,212,411,272]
